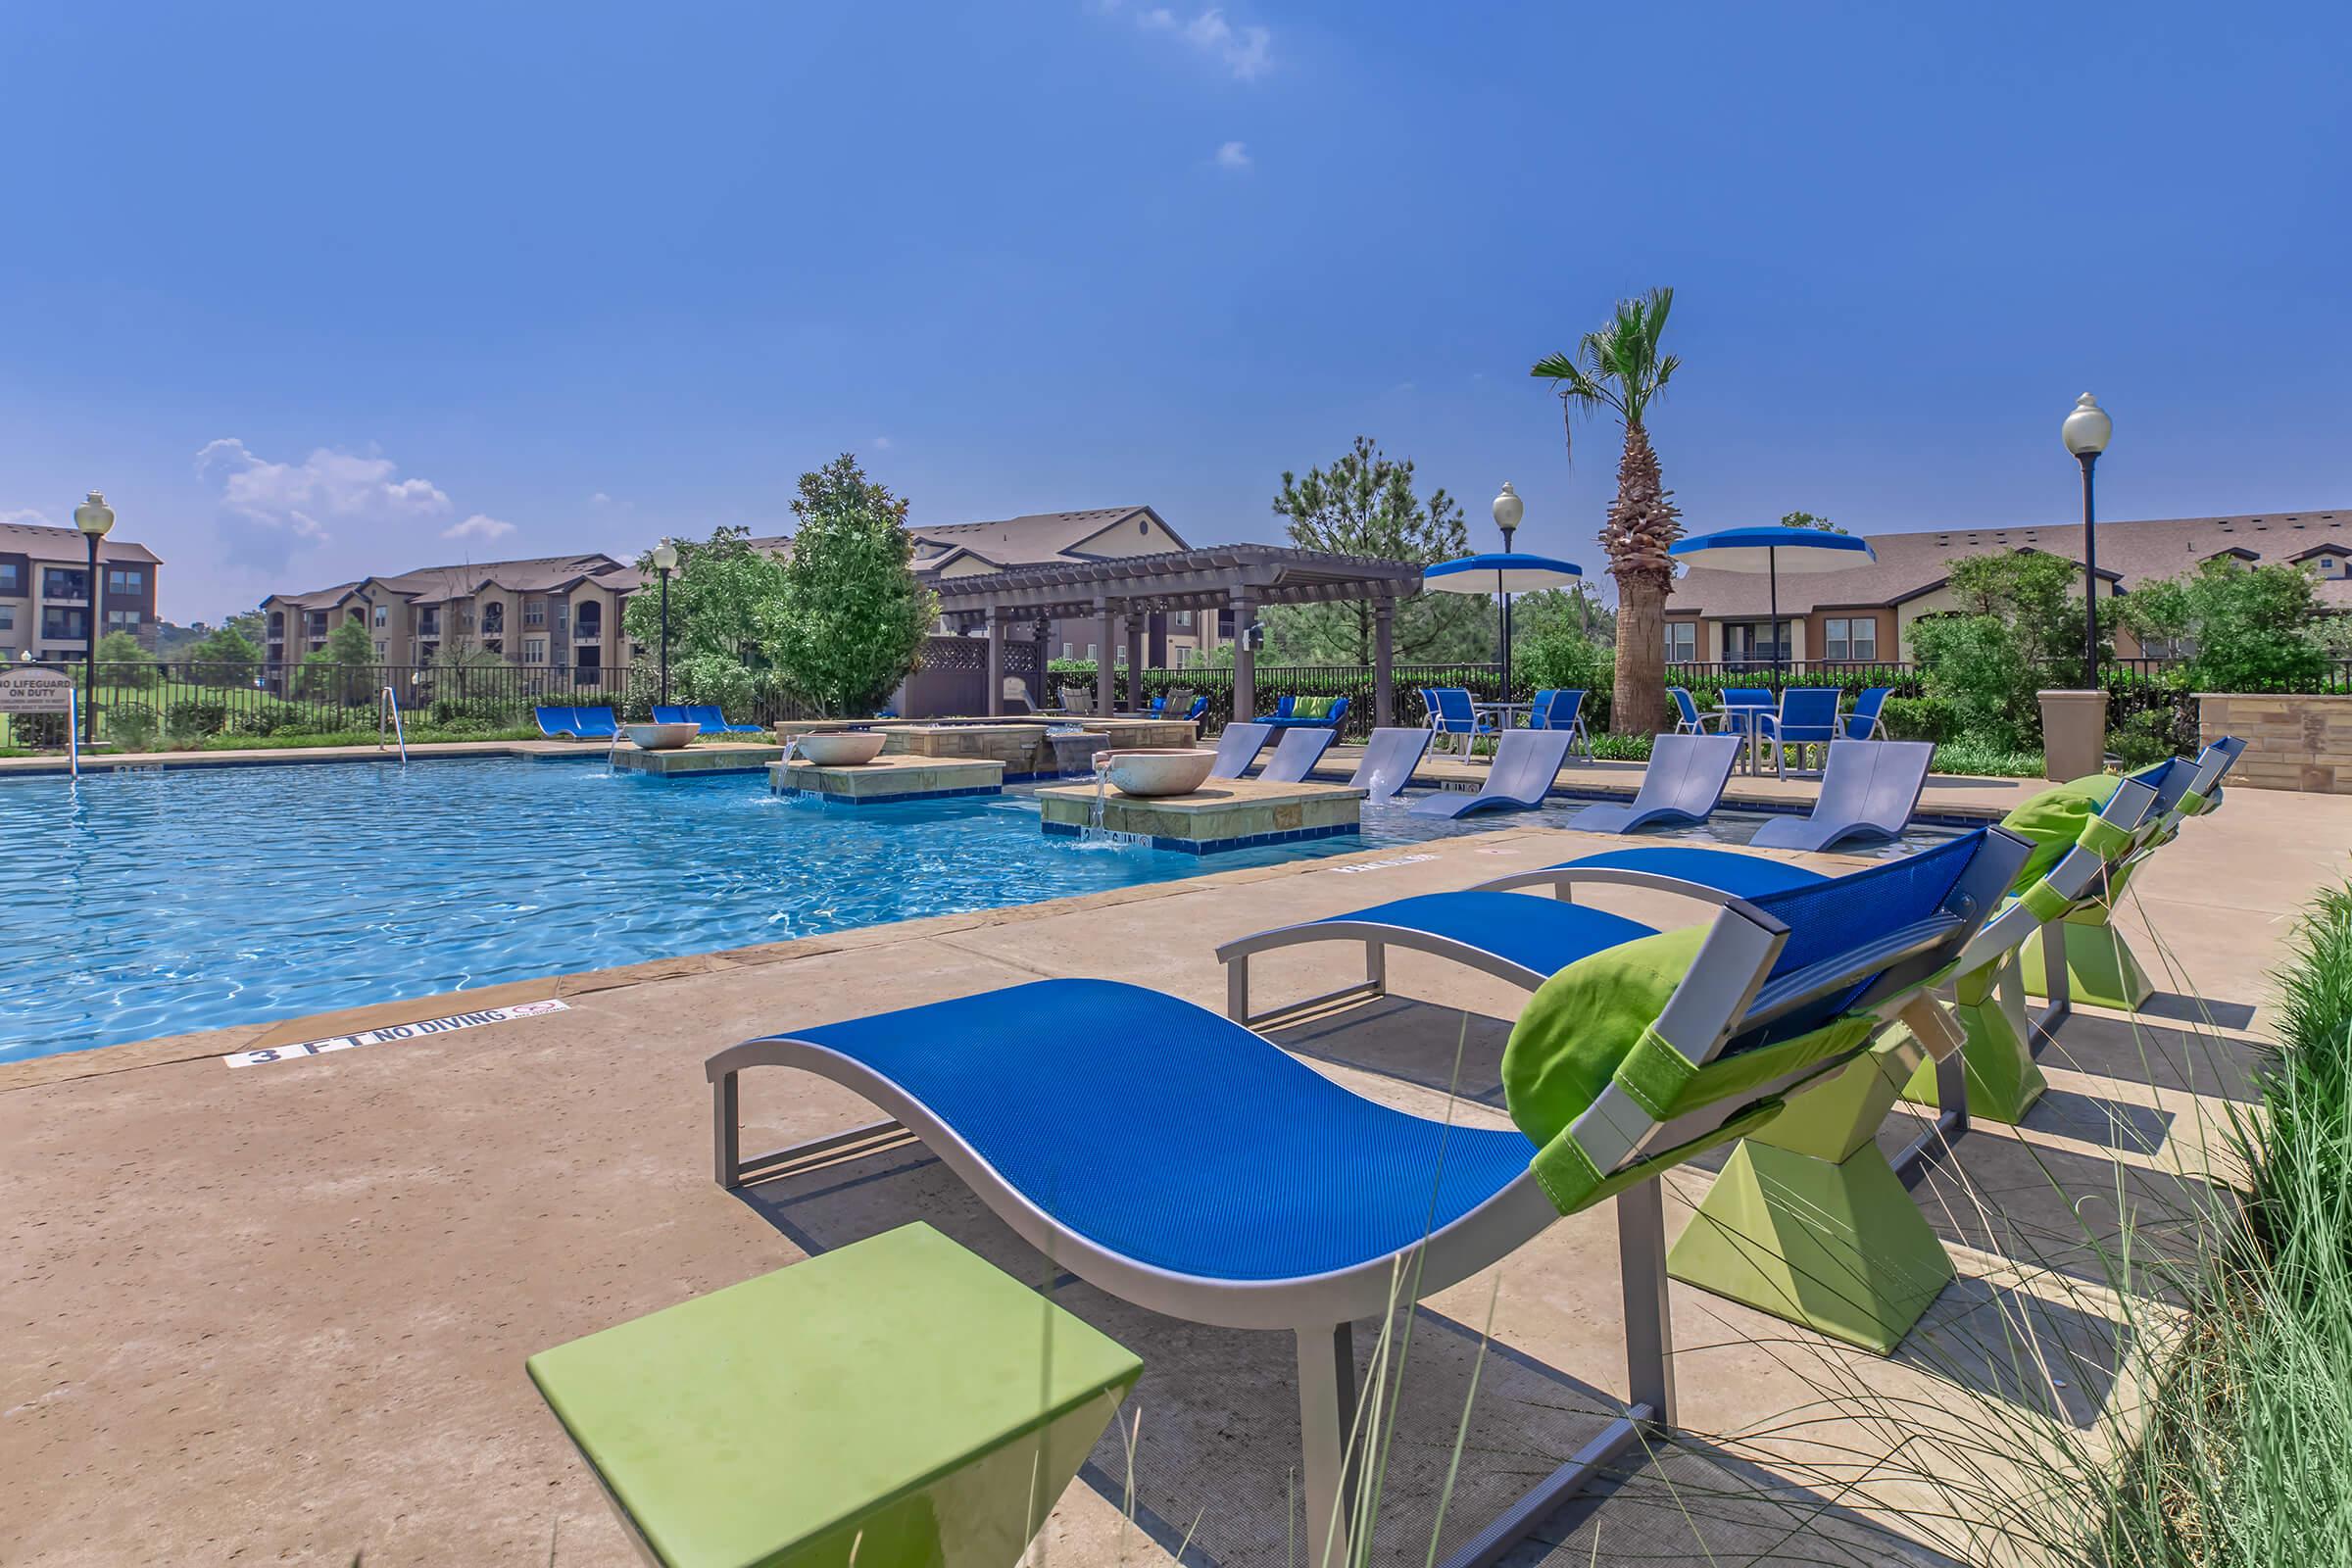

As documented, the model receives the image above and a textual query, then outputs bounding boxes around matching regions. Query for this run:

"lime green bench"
[527,1223,1142,1568]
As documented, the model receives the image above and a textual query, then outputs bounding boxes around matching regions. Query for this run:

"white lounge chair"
[1564,733,1740,834]
[1749,739,1933,852]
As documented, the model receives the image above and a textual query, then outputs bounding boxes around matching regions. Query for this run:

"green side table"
[528,1223,1143,1568]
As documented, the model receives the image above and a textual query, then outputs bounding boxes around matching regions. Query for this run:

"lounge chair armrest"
[1472,864,1765,913]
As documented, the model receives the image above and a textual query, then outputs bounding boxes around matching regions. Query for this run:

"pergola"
[931,545,1425,723]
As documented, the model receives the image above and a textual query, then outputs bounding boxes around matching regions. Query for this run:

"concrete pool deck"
[4,785,2345,1564]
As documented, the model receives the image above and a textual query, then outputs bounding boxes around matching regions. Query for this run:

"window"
[524,601,546,627]
[1086,643,1098,660]
[1663,622,1696,663]
[106,567,144,596]
[41,608,88,641]
[1724,620,1790,666]
[106,609,142,628]
[42,567,88,601]
[554,603,569,632]
[1061,642,1073,659]
[0,564,21,595]
[1174,646,1195,667]
[1822,616,1877,662]
[573,604,601,638]
[372,605,388,628]
[482,638,503,656]
[523,636,548,664]
[373,639,388,658]
[416,609,439,636]
[480,603,504,633]
[1173,611,1192,628]
[0,608,13,632]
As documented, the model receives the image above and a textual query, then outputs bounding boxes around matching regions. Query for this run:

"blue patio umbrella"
[1668,526,1875,689]
[1421,552,1584,704]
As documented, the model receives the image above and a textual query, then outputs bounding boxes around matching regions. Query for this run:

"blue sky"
[3,2,2345,622]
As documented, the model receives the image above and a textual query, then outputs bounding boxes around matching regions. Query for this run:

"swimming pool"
[0,757,1961,1062]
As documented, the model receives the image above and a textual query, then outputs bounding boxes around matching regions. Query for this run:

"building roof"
[930,544,1421,624]
[0,517,164,566]
[747,507,1184,575]
[1668,509,2352,618]
[268,553,634,612]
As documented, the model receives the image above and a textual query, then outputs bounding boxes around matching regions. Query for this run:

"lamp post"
[1492,481,1524,702]
[650,538,678,706]
[73,491,114,745]
[2061,393,2111,688]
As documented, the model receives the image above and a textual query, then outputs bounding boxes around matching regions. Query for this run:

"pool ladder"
[377,686,408,764]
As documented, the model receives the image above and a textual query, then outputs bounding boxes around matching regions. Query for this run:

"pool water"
[0,759,1958,1062]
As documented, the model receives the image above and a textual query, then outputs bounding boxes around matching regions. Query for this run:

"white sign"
[0,666,73,714]
[223,998,569,1067]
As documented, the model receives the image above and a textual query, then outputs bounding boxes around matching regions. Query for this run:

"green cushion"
[527,1223,1142,1568]
[1290,695,1336,718]
[1997,774,2120,891]
[1500,928,1879,1215]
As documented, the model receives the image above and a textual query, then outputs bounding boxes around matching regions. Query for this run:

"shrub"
[1877,695,1953,744]
[1913,552,2111,750]
[2122,560,2335,692]
[164,698,233,737]
[106,702,160,750]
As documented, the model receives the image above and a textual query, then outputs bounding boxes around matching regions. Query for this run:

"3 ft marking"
[223,999,570,1067]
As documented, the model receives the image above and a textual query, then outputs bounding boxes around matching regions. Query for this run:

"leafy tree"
[2119,560,2331,691]
[621,525,791,712]
[1260,436,1490,663]
[298,618,379,705]
[1911,552,2111,750]
[1533,287,1684,734]
[1511,585,1616,648]
[763,455,935,716]
[92,629,156,688]
[221,609,268,645]
[1780,511,1845,533]
[187,626,263,686]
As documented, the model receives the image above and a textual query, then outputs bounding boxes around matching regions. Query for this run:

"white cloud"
[442,514,516,543]
[871,435,892,450]
[0,508,54,527]
[1107,3,1271,81]
[590,491,614,506]
[1214,139,1251,170]
[195,437,451,545]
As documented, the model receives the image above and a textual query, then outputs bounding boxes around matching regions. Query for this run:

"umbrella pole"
[1498,569,1512,708]
[1769,547,1782,694]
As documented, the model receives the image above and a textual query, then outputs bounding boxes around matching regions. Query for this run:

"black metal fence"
[0,661,818,751]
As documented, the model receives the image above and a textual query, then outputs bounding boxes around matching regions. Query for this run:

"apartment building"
[1666,509,2352,666]
[0,517,163,663]
[261,553,644,686]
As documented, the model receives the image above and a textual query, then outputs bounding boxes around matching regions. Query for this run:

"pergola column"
[1373,597,1396,729]
[1096,596,1118,715]
[1125,615,1145,710]
[1231,593,1257,726]
[984,611,1005,716]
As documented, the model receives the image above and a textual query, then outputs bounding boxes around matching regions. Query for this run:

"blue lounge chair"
[1406,728,1571,819]
[686,704,764,735]
[534,705,582,739]
[1842,686,1896,741]
[710,825,2024,1568]
[1348,726,1432,802]
[1563,733,1740,834]
[1748,739,1933,852]
[1757,688,1843,778]
[1208,721,1273,779]
[1261,695,1352,731]
[1258,726,1337,783]
[1423,687,1495,757]
[569,705,621,739]
[651,704,694,727]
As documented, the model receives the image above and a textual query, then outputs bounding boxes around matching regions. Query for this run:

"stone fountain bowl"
[794,730,889,766]
[1101,748,1217,798]
[624,722,699,751]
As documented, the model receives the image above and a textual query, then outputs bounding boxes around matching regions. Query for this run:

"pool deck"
[4,774,2346,1563]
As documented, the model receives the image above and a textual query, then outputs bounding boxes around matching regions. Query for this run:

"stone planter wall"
[2198,692,2352,793]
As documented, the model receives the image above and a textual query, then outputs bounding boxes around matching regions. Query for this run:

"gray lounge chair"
[1406,729,1573,819]
[1348,726,1432,801]
[1208,721,1273,779]
[1257,726,1336,784]
[1565,733,1740,834]
[1750,740,1933,852]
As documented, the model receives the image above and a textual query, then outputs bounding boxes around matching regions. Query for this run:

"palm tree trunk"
[1604,420,1681,735]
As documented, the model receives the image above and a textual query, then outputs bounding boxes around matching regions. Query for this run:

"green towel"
[1499,927,1876,1214]
[1997,773,2121,891]
[1290,695,1336,718]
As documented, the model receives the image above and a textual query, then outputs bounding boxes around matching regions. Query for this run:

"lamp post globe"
[1491,481,1523,552]
[74,491,115,745]
[2062,395,2110,687]
[651,539,679,707]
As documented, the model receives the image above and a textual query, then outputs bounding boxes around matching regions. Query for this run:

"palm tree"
[1531,286,1683,735]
